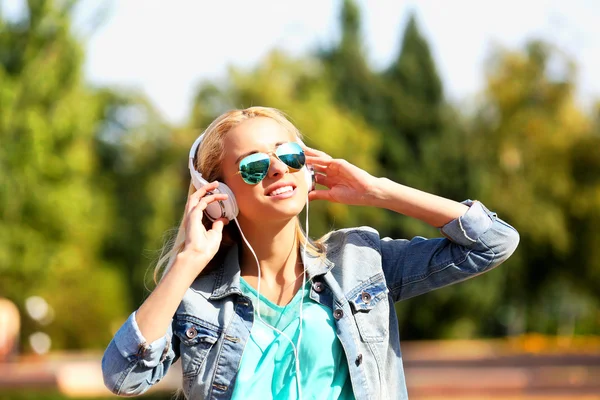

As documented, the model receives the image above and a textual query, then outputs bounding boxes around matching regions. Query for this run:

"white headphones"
[188,132,315,221]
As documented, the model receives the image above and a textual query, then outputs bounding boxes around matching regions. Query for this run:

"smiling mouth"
[267,185,295,196]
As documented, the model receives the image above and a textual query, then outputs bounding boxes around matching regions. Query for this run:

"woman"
[102,106,519,400]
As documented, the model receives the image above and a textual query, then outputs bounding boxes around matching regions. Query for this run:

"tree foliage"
[468,41,598,335]
[0,0,125,349]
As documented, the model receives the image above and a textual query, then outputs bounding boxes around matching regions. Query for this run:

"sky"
[3,0,600,124]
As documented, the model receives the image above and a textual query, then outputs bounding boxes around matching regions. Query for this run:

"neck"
[236,217,302,286]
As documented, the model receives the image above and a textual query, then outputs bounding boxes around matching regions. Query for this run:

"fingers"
[306,155,334,168]
[185,183,230,230]
[314,173,333,188]
[211,217,229,233]
[310,164,329,174]
[191,181,220,199]
[303,146,332,159]
[186,181,221,213]
[188,193,229,227]
[308,189,333,202]
[196,192,229,212]
[186,181,218,206]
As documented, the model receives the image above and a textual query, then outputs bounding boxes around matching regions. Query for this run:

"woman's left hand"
[303,146,378,206]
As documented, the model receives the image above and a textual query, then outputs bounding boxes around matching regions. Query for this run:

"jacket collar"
[208,242,332,300]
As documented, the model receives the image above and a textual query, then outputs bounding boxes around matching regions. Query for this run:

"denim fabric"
[102,200,519,399]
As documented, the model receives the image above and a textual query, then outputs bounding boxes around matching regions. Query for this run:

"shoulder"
[323,226,382,255]
[321,227,387,289]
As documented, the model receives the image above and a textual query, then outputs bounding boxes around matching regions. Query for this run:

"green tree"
[469,40,599,335]
[563,107,600,334]
[384,13,443,163]
[0,0,126,350]
[380,13,481,339]
[93,89,184,309]
[382,12,470,218]
[320,7,470,236]
[318,0,389,129]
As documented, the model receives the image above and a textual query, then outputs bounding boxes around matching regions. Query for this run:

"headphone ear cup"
[204,182,239,221]
[304,166,314,192]
[189,168,238,221]
[217,182,238,221]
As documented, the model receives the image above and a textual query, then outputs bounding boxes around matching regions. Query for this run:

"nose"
[267,155,288,179]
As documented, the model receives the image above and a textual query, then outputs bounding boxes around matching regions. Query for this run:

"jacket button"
[313,281,324,293]
[333,309,344,319]
[185,326,198,339]
[361,291,372,304]
[355,353,363,366]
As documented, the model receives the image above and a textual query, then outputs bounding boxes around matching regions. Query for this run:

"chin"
[266,204,305,220]
[242,199,306,224]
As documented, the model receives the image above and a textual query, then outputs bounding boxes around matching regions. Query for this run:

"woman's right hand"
[133,182,229,345]
[182,181,229,266]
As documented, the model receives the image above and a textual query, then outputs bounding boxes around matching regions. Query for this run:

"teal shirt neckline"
[231,277,355,400]
[241,277,307,316]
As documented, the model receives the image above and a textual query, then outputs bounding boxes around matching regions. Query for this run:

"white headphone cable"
[234,214,306,400]
[296,193,310,399]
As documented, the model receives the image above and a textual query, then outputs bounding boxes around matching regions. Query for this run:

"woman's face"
[221,117,308,225]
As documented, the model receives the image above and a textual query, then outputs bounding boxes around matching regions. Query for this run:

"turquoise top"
[231,278,355,400]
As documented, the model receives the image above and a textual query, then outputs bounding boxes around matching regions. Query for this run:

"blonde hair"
[153,106,326,283]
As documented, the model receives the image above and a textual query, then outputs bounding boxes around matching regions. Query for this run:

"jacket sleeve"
[380,200,520,302]
[101,311,179,396]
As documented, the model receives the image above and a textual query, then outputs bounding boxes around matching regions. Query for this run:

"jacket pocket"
[347,273,390,342]
[173,315,219,378]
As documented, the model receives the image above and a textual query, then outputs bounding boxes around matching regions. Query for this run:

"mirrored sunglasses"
[238,142,305,185]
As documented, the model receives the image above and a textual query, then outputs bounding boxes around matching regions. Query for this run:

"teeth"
[269,186,294,196]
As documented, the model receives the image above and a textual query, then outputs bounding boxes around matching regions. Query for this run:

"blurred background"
[1,0,599,399]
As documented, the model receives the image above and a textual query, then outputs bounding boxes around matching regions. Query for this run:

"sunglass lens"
[276,142,305,170]
[239,153,270,184]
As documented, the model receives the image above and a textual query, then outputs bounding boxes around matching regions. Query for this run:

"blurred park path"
[1,337,599,399]
[402,336,600,399]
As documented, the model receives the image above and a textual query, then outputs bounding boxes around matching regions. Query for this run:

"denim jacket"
[102,200,519,399]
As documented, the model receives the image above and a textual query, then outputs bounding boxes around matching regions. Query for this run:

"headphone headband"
[188,133,205,179]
